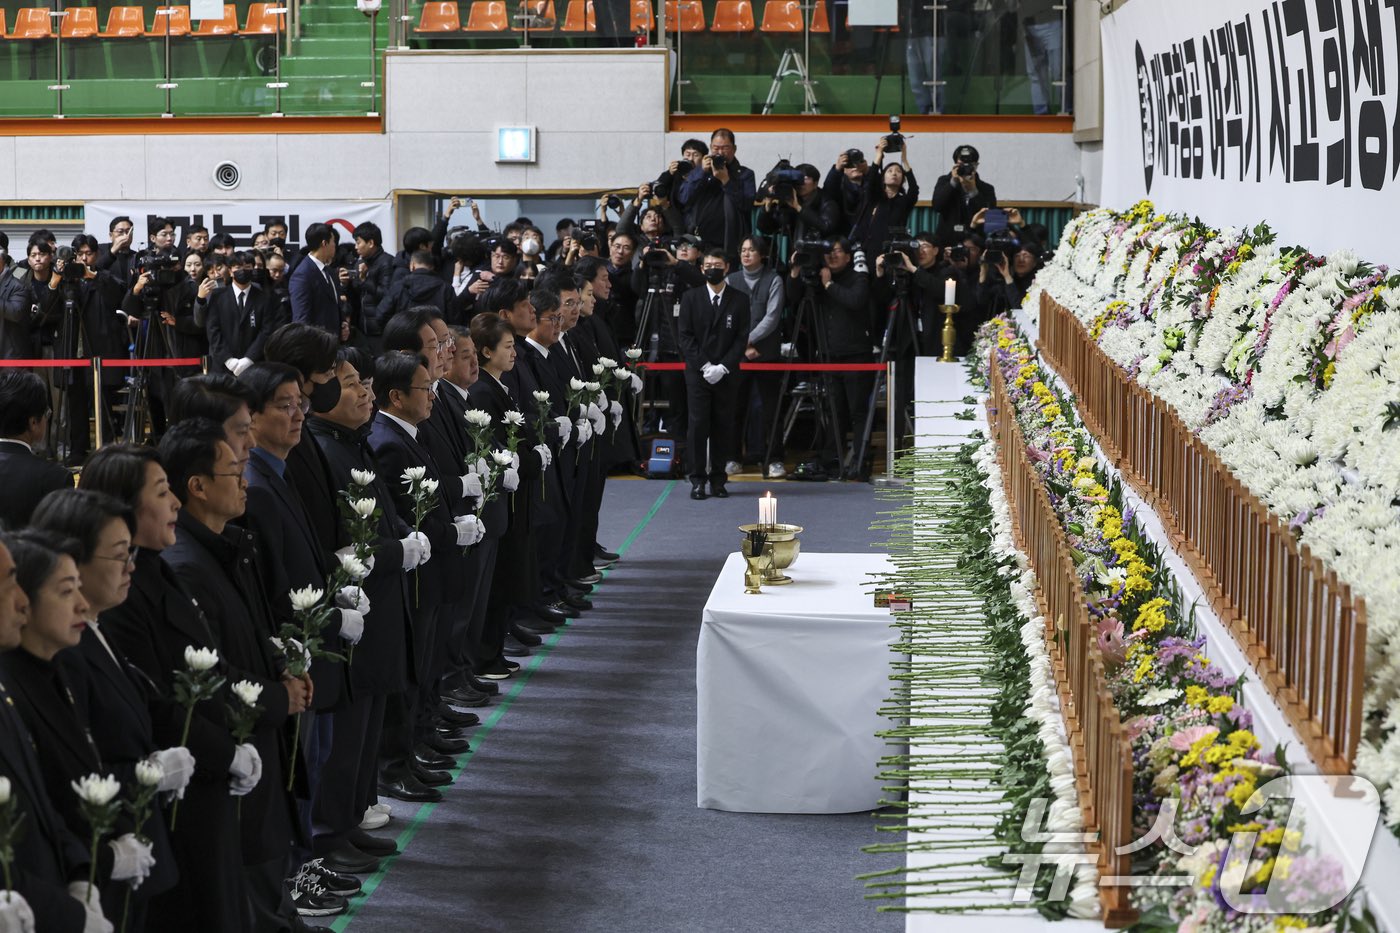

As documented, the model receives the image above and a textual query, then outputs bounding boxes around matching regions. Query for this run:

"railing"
[988,356,1136,929]
[1037,294,1368,776]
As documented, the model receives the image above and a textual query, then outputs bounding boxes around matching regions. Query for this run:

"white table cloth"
[696,551,900,813]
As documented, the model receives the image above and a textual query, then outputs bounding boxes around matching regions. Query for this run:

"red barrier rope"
[0,358,203,368]
[636,361,888,372]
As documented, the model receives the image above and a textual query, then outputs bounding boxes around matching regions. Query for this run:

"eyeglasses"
[204,470,247,485]
[407,384,434,393]
[94,547,138,569]
[271,399,310,416]
[436,339,453,351]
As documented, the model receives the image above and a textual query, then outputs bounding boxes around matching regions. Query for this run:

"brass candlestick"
[940,304,959,363]
[743,552,771,594]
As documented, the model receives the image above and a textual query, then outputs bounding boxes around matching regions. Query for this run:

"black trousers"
[731,367,781,464]
[822,352,874,466]
[458,539,498,673]
[567,448,604,578]
[685,372,738,485]
[313,692,383,853]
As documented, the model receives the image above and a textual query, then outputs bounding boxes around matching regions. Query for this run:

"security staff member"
[676,250,749,501]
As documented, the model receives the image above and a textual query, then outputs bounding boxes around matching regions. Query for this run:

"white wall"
[0,50,1088,205]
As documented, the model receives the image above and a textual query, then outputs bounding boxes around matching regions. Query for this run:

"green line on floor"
[331,479,676,931]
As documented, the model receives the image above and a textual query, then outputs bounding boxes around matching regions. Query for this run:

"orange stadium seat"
[240,3,285,34]
[629,0,653,31]
[710,0,753,31]
[561,0,595,31]
[464,1,508,30]
[415,1,461,32]
[98,6,147,37]
[148,6,192,36]
[59,7,99,39]
[9,8,55,39]
[759,0,827,33]
[664,0,704,31]
[193,4,239,34]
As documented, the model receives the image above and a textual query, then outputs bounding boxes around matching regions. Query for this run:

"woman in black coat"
[78,444,250,933]
[466,314,546,681]
[32,490,189,931]
[0,531,172,931]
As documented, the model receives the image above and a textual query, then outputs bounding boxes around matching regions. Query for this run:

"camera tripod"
[121,297,176,444]
[763,279,847,479]
[851,270,919,478]
[46,287,85,461]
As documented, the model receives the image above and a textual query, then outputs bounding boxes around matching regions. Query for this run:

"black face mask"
[231,268,253,285]
[703,267,727,284]
[308,376,342,414]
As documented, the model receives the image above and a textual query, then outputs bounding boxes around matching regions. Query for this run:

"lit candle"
[759,491,777,527]
[944,278,957,306]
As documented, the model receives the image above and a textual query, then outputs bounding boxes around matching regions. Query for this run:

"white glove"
[223,357,240,374]
[501,467,520,492]
[338,608,364,644]
[108,834,156,888]
[510,451,520,471]
[472,456,490,479]
[533,443,552,469]
[0,891,35,933]
[67,883,111,933]
[629,371,643,393]
[700,362,715,381]
[575,418,592,445]
[399,534,426,570]
[586,403,606,434]
[553,415,573,445]
[453,514,483,547]
[595,390,607,409]
[459,472,483,499]
[703,364,726,384]
[608,400,623,428]
[336,585,370,615]
[409,530,431,565]
[228,743,262,795]
[146,746,194,796]
[232,357,254,376]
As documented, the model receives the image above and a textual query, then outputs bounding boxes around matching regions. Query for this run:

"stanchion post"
[872,360,905,488]
[91,357,105,450]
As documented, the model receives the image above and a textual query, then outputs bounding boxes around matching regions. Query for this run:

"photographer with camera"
[879,232,976,357]
[756,162,841,245]
[676,129,756,261]
[5,241,60,362]
[616,182,685,248]
[0,232,35,360]
[786,237,872,479]
[726,235,785,479]
[629,234,704,436]
[95,215,137,289]
[978,238,1044,317]
[821,148,869,232]
[118,217,198,436]
[931,144,998,241]
[47,235,127,460]
[852,132,920,267]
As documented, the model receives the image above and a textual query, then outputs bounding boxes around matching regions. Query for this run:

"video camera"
[605,194,626,214]
[55,246,87,285]
[759,159,806,205]
[791,238,831,283]
[981,231,1020,268]
[880,229,920,277]
[575,219,600,252]
[135,247,183,287]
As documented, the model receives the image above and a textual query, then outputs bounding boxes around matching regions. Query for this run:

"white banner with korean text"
[1101,0,1400,263]
[84,200,394,252]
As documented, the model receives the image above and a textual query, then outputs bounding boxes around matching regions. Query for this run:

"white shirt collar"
[525,336,551,358]
[380,409,418,440]
[0,438,32,453]
[444,379,471,401]
[308,253,328,274]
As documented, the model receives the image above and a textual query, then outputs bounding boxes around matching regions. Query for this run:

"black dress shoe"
[412,764,453,787]
[424,733,471,755]
[690,482,707,500]
[560,592,593,611]
[350,828,398,857]
[466,672,499,694]
[571,572,602,586]
[435,706,481,728]
[543,600,580,619]
[502,658,521,673]
[511,625,544,646]
[443,685,490,708]
[378,775,442,803]
[478,659,514,681]
[524,609,562,630]
[319,845,379,875]
[502,638,530,658]
[711,483,730,498]
[594,545,620,562]
[414,747,455,770]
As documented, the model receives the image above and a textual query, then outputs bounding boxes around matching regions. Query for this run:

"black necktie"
[713,293,721,310]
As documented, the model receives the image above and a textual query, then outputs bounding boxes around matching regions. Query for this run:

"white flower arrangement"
[350,468,376,487]
[1040,203,1400,831]
[503,410,525,427]
[289,587,324,613]
[182,645,219,672]
[70,773,120,807]
[350,497,376,519]
[464,409,492,428]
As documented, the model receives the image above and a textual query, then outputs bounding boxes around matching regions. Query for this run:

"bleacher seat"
[664,0,704,31]
[240,3,285,34]
[98,6,147,37]
[415,1,461,32]
[8,7,55,40]
[192,4,239,35]
[561,0,595,31]
[59,7,99,39]
[512,0,556,30]
[629,0,653,31]
[759,0,828,33]
[463,1,508,30]
[710,0,753,32]
[148,6,193,36]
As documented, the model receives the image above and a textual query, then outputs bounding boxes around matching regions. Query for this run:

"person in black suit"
[677,250,749,500]
[239,364,381,879]
[374,251,448,333]
[156,420,330,927]
[0,371,73,528]
[351,223,395,338]
[205,251,281,376]
[0,531,169,925]
[0,535,101,933]
[77,444,253,933]
[366,351,480,801]
[550,277,608,586]
[93,215,137,292]
[32,489,191,932]
[289,223,344,336]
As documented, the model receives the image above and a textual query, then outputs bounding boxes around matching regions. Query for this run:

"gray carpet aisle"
[337,478,904,933]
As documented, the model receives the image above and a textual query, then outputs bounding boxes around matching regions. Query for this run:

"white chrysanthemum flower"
[1139,687,1180,707]
[183,645,219,671]
[351,497,376,519]
[585,381,600,392]
[231,680,264,707]
[0,776,9,804]
[337,553,370,581]
[401,466,427,483]
[464,409,492,427]
[349,468,376,487]
[289,587,324,613]
[624,347,642,361]
[569,377,586,391]
[591,362,606,375]
[71,773,121,806]
[503,411,525,426]
[490,449,514,466]
[532,390,551,403]
[135,759,164,788]
[419,478,440,496]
